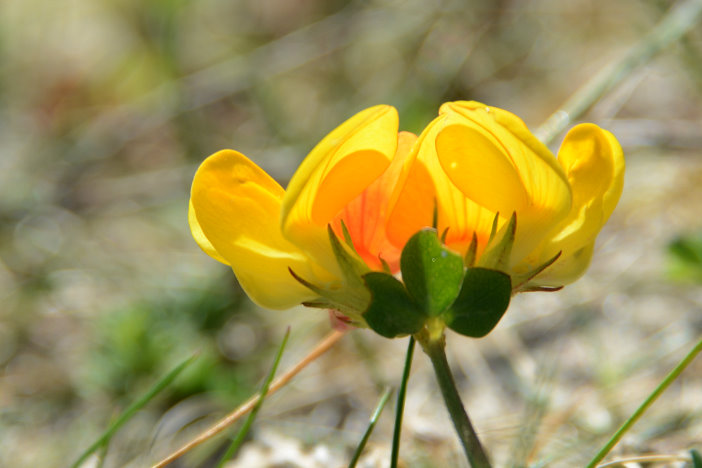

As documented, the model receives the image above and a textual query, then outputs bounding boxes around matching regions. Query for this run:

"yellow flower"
[189,100,624,313]
[387,101,624,289]
[189,105,413,310]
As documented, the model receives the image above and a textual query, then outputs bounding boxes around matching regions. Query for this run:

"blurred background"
[1,0,702,466]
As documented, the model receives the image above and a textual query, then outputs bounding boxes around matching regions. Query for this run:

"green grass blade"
[535,0,702,145]
[690,449,702,468]
[216,328,291,467]
[586,337,702,468]
[70,352,198,468]
[348,387,393,468]
[390,336,415,468]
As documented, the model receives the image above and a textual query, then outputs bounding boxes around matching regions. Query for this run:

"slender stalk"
[153,329,345,468]
[71,353,198,468]
[215,328,290,467]
[390,336,415,468]
[586,337,702,468]
[535,0,702,145]
[420,334,492,468]
[348,387,393,468]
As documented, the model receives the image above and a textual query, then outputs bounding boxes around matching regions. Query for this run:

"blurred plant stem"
[535,0,702,145]
[418,332,492,468]
[152,329,345,468]
[586,336,702,468]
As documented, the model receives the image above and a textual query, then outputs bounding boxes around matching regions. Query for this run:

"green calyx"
[293,214,563,339]
[362,228,513,339]
[289,224,371,324]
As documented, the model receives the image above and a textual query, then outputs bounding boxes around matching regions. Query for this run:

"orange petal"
[332,131,418,271]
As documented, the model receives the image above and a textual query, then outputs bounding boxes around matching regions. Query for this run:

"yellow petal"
[281,105,400,270]
[532,123,625,285]
[435,123,529,214]
[190,149,333,309]
[387,113,497,257]
[436,101,573,263]
[189,199,229,265]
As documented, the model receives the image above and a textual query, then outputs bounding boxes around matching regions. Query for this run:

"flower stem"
[585,336,702,468]
[419,333,492,468]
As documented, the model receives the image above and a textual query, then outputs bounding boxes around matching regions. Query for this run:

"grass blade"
[348,387,393,468]
[390,336,415,468]
[71,352,198,468]
[215,328,291,467]
[586,337,702,468]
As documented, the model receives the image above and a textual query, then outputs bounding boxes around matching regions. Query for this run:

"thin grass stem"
[535,0,702,145]
[586,337,702,468]
[152,329,345,468]
[348,387,393,468]
[70,353,198,468]
[390,336,415,468]
[215,328,291,467]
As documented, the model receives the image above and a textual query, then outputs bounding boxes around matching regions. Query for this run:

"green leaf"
[363,272,425,338]
[445,267,512,338]
[691,449,702,468]
[400,229,464,317]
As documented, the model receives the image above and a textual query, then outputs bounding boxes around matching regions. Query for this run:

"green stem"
[390,336,415,468]
[535,0,702,145]
[586,337,702,468]
[420,334,492,468]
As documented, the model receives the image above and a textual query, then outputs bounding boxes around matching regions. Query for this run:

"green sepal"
[464,231,478,267]
[518,285,563,293]
[400,229,464,317]
[327,224,369,288]
[287,226,372,321]
[511,251,562,292]
[289,268,366,322]
[338,219,359,255]
[477,212,516,271]
[362,272,425,338]
[444,267,512,338]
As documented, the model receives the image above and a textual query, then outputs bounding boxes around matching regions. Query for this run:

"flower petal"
[387,113,497,257]
[281,105,400,270]
[190,149,333,309]
[189,199,229,265]
[332,131,418,271]
[532,123,624,285]
[436,101,573,263]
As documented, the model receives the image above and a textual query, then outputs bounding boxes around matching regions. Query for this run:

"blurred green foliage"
[668,231,702,282]
[87,278,260,406]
